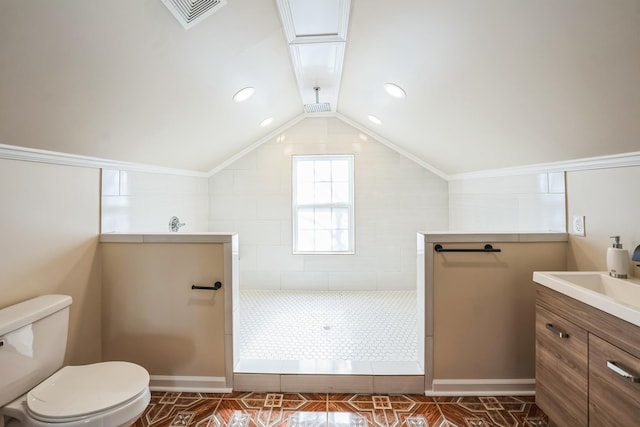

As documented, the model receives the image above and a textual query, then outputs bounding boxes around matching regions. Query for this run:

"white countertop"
[420,232,568,243]
[100,232,237,243]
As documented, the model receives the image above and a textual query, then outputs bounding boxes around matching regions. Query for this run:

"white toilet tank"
[0,295,72,407]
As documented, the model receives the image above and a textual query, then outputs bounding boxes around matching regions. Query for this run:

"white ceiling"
[1,0,639,175]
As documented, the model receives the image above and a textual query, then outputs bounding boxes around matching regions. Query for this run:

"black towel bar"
[192,281,222,291]
[434,244,501,253]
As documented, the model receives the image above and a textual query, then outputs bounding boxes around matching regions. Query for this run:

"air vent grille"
[161,0,227,29]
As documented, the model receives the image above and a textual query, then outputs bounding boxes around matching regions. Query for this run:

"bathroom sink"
[533,271,640,327]
[546,272,640,308]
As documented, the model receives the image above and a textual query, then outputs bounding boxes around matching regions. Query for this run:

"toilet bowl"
[0,295,151,427]
[3,362,150,427]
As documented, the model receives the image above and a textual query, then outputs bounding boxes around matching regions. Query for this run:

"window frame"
[291,154,355,255]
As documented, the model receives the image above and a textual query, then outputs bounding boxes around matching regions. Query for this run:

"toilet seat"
[26,361,149,423]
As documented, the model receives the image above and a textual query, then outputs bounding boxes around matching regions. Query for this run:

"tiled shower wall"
[208,117,449,291]
[100,119,567,289]
[448,172,566,232]
[101,169,209,233]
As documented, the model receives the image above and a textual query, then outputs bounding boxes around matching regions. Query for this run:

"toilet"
[0,295,150,427]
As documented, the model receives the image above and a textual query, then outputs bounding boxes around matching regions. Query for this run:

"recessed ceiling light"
[260,117,274,127]
[368,115,382,125]
[384,83,406,99]
[233,87,255,102]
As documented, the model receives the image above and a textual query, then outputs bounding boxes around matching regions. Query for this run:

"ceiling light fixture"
[384,83,406,99]
[233,87,255,102]
[260,117,274,127]
[368,115,382,125]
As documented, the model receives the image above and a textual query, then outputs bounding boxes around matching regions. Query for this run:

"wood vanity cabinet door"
[535,305,588,427]
[589,334,640,426]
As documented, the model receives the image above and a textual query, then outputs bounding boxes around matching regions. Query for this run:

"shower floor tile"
[237,290,418,364]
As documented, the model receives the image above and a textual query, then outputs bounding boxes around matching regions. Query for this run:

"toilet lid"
[27,361,149,420]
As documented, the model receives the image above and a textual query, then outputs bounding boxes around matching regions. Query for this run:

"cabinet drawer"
[535,305,588,427]
[589,334,640,426]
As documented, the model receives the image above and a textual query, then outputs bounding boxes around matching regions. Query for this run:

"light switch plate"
[572,215,585,236]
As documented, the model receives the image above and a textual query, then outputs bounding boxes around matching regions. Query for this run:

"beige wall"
[0,159,102,365]
[101,242,226,377]
[433,242,567,380]
[566,165,640,278]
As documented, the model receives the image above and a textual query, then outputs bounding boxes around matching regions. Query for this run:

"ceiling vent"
[304,87,331,113]
[160,0,227,30]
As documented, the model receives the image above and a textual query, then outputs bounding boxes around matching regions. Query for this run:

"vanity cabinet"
[589,334,640,426]
[535,306,588,426]
[536,285,640,426]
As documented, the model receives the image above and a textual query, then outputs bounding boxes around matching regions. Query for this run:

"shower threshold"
[235,358,423,376]
[233,359,425,394]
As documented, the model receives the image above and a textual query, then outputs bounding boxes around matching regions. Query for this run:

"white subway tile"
[281,271,329,290]
[208,220,236,232]
[548,171,566,193]
[255,245,304,271]
[377,272,416,291]
[166,175,208,195]
[209,171,234,195]
[120,171,168,196]
[256,194,291,220]
[240,270,281,290]
[101,169,120,196]
[518,193,566,232]
[235,220,282,245]
[450,173,550,195]
[304,255,354,272]
[328,272,378,290]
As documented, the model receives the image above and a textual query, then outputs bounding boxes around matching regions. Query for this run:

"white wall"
[208,117,449,291]
[101,169,209,233]
[0,159,102,365]
[566,165,640,278]
[448,172,566,232]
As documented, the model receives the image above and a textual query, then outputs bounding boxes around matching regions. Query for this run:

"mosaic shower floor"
[238,290,418,362]
[132,391,548,427]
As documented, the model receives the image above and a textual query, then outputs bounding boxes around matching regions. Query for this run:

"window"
[292,155,354,254]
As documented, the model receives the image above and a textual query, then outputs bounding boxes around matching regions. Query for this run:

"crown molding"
[3,137,638,182]
[0,144,209,177]
[448,151,640,181]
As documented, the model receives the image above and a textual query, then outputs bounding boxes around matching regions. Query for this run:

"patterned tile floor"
[132,392,548,427]
[239,290,418,362]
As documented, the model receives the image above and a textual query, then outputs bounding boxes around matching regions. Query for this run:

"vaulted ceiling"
[1,0,639,176]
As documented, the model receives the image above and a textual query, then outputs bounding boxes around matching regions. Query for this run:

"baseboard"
[149,375,232,393]
[427,378,536,396]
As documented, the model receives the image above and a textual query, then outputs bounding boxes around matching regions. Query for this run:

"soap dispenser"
[607,236,629,279]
